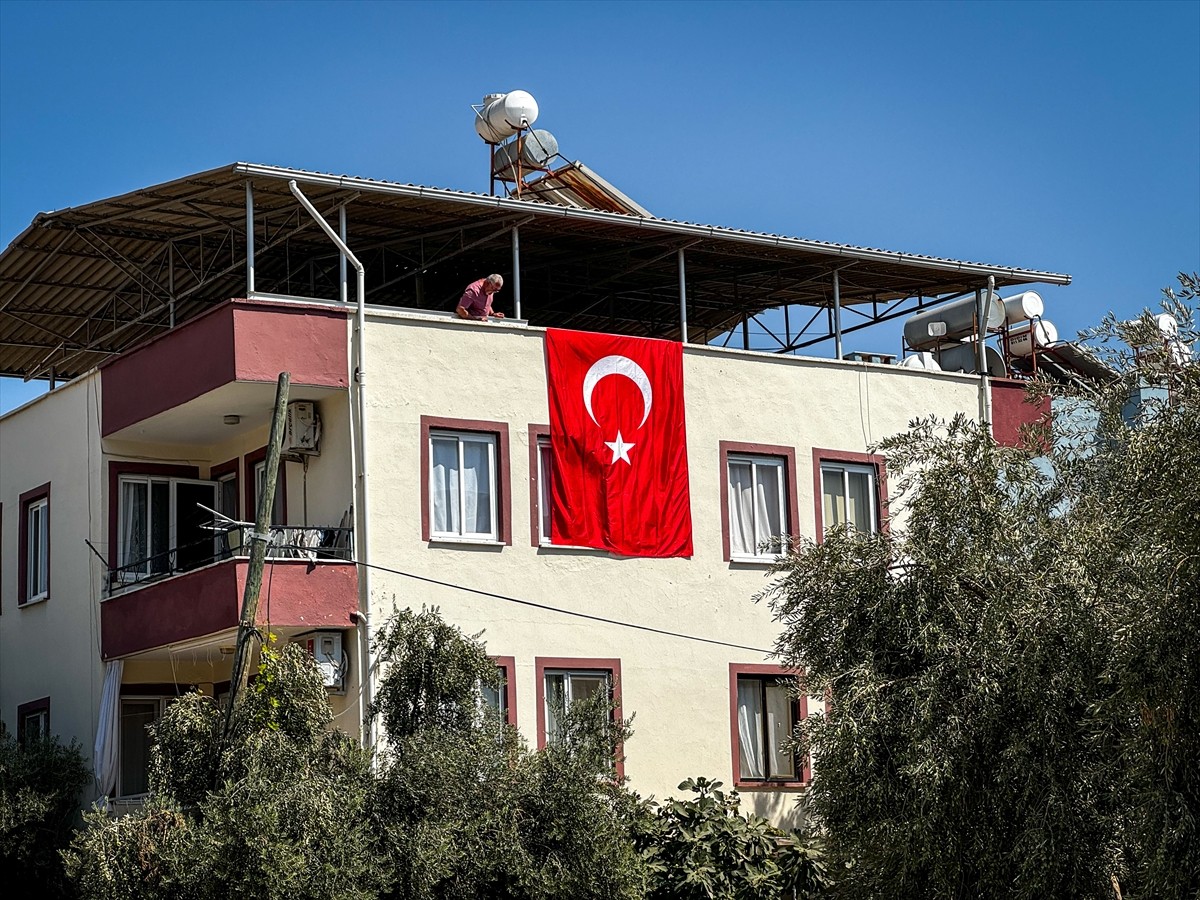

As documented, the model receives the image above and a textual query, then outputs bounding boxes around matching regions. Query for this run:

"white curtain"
[121,481,146,569]
[846,470,871,533]
[431,439,460,534]
[462,440,492,534]
[93,660,124,797]
[728,462,755,556]
[736,680,764,779]
[757,464,783,551]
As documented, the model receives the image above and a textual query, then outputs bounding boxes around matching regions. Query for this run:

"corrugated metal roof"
[0,161,1071,380]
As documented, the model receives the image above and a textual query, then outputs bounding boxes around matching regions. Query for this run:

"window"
[117,696,179,797]
[244,447,285,526]
[813,450,887,537]
[421,416,511,545]
[18,483,51,605]
[211,458,239,521]
[481,656,517,727]
[729,664,808,787]
[528,427,557,545]
[719,442,798,562]
[535,657,624,777]
[117,476,217,579]
[16,697,50,746]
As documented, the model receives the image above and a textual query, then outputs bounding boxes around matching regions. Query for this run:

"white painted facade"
[1,301,982,824]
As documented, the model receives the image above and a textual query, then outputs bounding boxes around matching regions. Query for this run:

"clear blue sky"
[1,0,1197,413]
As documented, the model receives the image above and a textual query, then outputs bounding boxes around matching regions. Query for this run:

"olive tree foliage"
[368,606,648,900]
[629,776,828,900]
[760,276,1199,900]
[0,730,90,899]
[64,641,380,900]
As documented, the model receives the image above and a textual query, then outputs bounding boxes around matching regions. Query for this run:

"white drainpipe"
[288,181,375,751]
[978,275,995,433]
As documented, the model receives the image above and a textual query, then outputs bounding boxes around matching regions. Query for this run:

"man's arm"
[455,305,472,320]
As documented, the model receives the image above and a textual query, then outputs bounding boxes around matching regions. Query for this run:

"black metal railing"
[107,524,354,594]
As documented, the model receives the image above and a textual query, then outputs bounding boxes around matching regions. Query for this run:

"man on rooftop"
[455,274,506,321]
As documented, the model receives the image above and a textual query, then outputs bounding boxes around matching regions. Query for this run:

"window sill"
[19,595,49,608]
[729,555,781,566]
[538,541,601,552]
[428,536,506,547]
[733,779,809,791]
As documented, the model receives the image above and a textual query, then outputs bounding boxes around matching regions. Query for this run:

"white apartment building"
[0,163,1064,823]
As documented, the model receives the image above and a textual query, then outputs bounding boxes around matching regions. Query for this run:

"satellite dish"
[474,90,540,144]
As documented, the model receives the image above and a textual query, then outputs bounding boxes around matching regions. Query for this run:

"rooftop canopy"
[0,162,1070,381]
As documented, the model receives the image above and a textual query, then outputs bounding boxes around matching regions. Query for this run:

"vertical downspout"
[833,269,843,360]
[977,276,995,433]
[245,182,255,295]
[511,226,522,320]
[288,181,374,752]
[677,248,688,343]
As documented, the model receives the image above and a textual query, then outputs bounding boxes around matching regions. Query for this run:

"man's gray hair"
[486,274,504,287]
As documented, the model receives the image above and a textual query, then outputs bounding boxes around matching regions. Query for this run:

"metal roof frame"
[0,161,1070,381]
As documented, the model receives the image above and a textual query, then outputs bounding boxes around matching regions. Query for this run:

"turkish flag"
[546,329,693,557]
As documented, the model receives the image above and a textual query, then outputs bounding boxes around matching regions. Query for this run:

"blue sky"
[1,0,1197,413]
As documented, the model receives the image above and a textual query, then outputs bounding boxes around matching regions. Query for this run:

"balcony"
[100,523,358,660]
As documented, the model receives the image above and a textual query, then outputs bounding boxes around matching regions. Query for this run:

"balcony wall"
[101,558,357,659]
[100,299,349,437]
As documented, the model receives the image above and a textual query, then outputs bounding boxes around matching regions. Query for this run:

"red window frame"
[16,696,50,746]
[812,448,889,540]
[719,441,800,562]
[420,415,511,545]
[210,457,240,521]
[535,656,624,779]
[491,655,518,727]
[18,483,51,605]
[728,662,809,790]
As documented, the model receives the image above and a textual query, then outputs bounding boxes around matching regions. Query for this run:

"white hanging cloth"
[93,659,124,796]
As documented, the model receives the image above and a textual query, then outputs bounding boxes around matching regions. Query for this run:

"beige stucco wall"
[362,312,980,822]
[0,374,106,790]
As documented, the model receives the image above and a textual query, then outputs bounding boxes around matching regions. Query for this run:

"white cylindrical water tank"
[904,294,1006,350]
[936,342,1007,377]
[492,129,559,178]
[475,90,540,143]
[1007,319,1058,357]
[1001,291,1044,324]
[1156,313,1179,337]
[899,351,942,371]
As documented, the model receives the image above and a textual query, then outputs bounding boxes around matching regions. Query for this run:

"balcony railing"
[107,524,354,594]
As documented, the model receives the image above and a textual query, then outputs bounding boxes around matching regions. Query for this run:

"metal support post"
[511,225,522,320]
[677,248,688,343]
[245,181,255,295]
[339,206,348,304]
[833,269,843,360]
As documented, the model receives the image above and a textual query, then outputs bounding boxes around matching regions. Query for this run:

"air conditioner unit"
[285,401,321,455]
[299,631,346,693]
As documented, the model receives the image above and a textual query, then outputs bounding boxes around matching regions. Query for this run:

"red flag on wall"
[546,328,693,558]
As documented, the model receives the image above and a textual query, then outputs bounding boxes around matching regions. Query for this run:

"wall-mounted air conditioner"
[285,401,321,455]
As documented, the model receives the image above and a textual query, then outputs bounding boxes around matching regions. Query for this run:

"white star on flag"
[604,431,635,465]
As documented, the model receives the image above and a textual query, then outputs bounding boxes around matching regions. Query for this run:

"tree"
[368,606,648,900]
[0,729,90,899]
[760,276,1199,899]
[64,640,381,900]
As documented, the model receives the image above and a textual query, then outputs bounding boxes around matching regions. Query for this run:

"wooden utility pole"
[221,371,290,743]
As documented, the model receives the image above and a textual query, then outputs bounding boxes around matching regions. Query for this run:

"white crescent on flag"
[582,355,653,429]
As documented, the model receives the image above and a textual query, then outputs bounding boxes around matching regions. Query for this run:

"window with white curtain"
[25,497,50,601]
[727,454,787,560]
[429,430,498,541]
[536,436,554,545]
[735,674,798,782]
[821,461,878,534]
